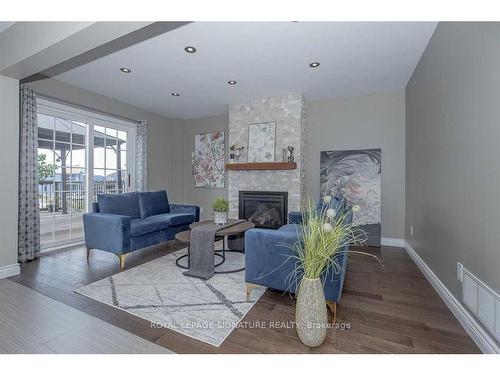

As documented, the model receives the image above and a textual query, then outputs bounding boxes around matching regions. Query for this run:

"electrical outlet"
[200,207,204,215]
[410,225,414,236]
[457,262,464,283]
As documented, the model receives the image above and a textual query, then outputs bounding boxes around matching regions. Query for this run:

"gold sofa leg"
[118,254,128,272]
[246,283,260,301]
[326,301,337,324]
[86,247,91,261]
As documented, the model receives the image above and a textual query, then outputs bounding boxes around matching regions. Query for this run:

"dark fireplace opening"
[239,191,288,229]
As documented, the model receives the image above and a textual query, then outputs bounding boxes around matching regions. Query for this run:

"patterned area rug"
[75,248,266,347]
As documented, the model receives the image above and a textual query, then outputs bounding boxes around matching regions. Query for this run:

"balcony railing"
[38,181,122,213]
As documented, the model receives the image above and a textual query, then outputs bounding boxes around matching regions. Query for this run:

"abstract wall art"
[247,122,276,162]
[193,131,225,188]
[320,148,381,246]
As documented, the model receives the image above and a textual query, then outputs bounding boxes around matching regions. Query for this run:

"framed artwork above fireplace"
[247,122,276,162]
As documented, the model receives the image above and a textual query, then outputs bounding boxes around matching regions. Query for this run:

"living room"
[0,0,499,372]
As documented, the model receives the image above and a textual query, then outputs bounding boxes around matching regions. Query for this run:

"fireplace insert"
[238,191,288,229]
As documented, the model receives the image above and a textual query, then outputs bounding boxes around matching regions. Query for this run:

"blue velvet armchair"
[245,196,350,321]
[83,190,199,271]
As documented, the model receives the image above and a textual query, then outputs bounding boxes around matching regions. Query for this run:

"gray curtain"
[136,120,148,192]
[18,84,40,262]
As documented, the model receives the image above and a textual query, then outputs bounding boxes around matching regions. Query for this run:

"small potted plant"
[212,197,229,225]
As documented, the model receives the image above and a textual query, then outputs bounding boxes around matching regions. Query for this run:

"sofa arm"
[83,213,131,254]
[288,211,303,224]
[245,228,301,292]
[170,204,200,222]
[245,228,300,255]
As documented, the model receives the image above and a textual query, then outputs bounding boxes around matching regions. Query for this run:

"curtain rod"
[35,93,141,125]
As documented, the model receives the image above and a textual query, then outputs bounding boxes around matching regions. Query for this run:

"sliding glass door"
[92,124,132,200]
[37,99,136,250]
[37,113,87,248]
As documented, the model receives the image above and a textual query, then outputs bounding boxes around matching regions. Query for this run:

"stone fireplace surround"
[227,94,306,220]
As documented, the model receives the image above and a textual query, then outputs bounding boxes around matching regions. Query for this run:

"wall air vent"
[461,268,500,343]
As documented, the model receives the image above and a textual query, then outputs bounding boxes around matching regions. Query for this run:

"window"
[92,125,131,199]
[37,98,136,250]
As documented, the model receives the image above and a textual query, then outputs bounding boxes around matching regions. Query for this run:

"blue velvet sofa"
[83,190,199,271]
[245,197,350,321]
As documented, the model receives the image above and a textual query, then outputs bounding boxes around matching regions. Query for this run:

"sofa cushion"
[97,192,141,219]
[161,213,194,226]
[138,190,170,218]
[130,213,194,237]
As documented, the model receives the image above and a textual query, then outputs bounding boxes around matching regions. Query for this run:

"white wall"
[406,22,500,297]
[180,114,228,219]
[0,74,20,276]
[305,91,406,238]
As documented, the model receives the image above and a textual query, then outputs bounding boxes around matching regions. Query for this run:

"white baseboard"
[404,240,500,354]
[381,237,405,247]
[0,263,20,279]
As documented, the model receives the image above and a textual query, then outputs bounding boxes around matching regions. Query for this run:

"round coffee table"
[174,219,255,274]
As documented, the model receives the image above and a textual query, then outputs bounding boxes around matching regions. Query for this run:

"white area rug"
[75,248,266,347]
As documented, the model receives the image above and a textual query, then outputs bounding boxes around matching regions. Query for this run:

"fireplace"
[239,191,288,229]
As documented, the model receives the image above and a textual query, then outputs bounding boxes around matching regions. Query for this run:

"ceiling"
[0,22,15,34]
[55,22,437,119]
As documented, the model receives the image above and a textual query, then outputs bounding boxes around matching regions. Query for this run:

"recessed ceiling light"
[309,62,320,68]
[171,92,180,97]
[227,80,237,85]
[184,46,197,53]
[120,67,132,73]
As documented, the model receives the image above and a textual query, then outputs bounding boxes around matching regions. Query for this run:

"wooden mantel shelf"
[225,162,297,171]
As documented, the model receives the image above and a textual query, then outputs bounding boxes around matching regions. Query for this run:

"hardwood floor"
[0,279,171,354]
[9,241,480,354]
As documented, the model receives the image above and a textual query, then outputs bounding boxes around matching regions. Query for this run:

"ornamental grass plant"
[289,196,381,285]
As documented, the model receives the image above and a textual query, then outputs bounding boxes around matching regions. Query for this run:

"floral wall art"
[247,122,276,162]
[193,131,225,188]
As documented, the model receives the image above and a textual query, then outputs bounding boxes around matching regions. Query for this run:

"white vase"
[234,149,242,161]
[295,277,328,347]
[214,211,228,225]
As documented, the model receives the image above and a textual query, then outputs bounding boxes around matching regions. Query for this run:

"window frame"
[37,97,137,250]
